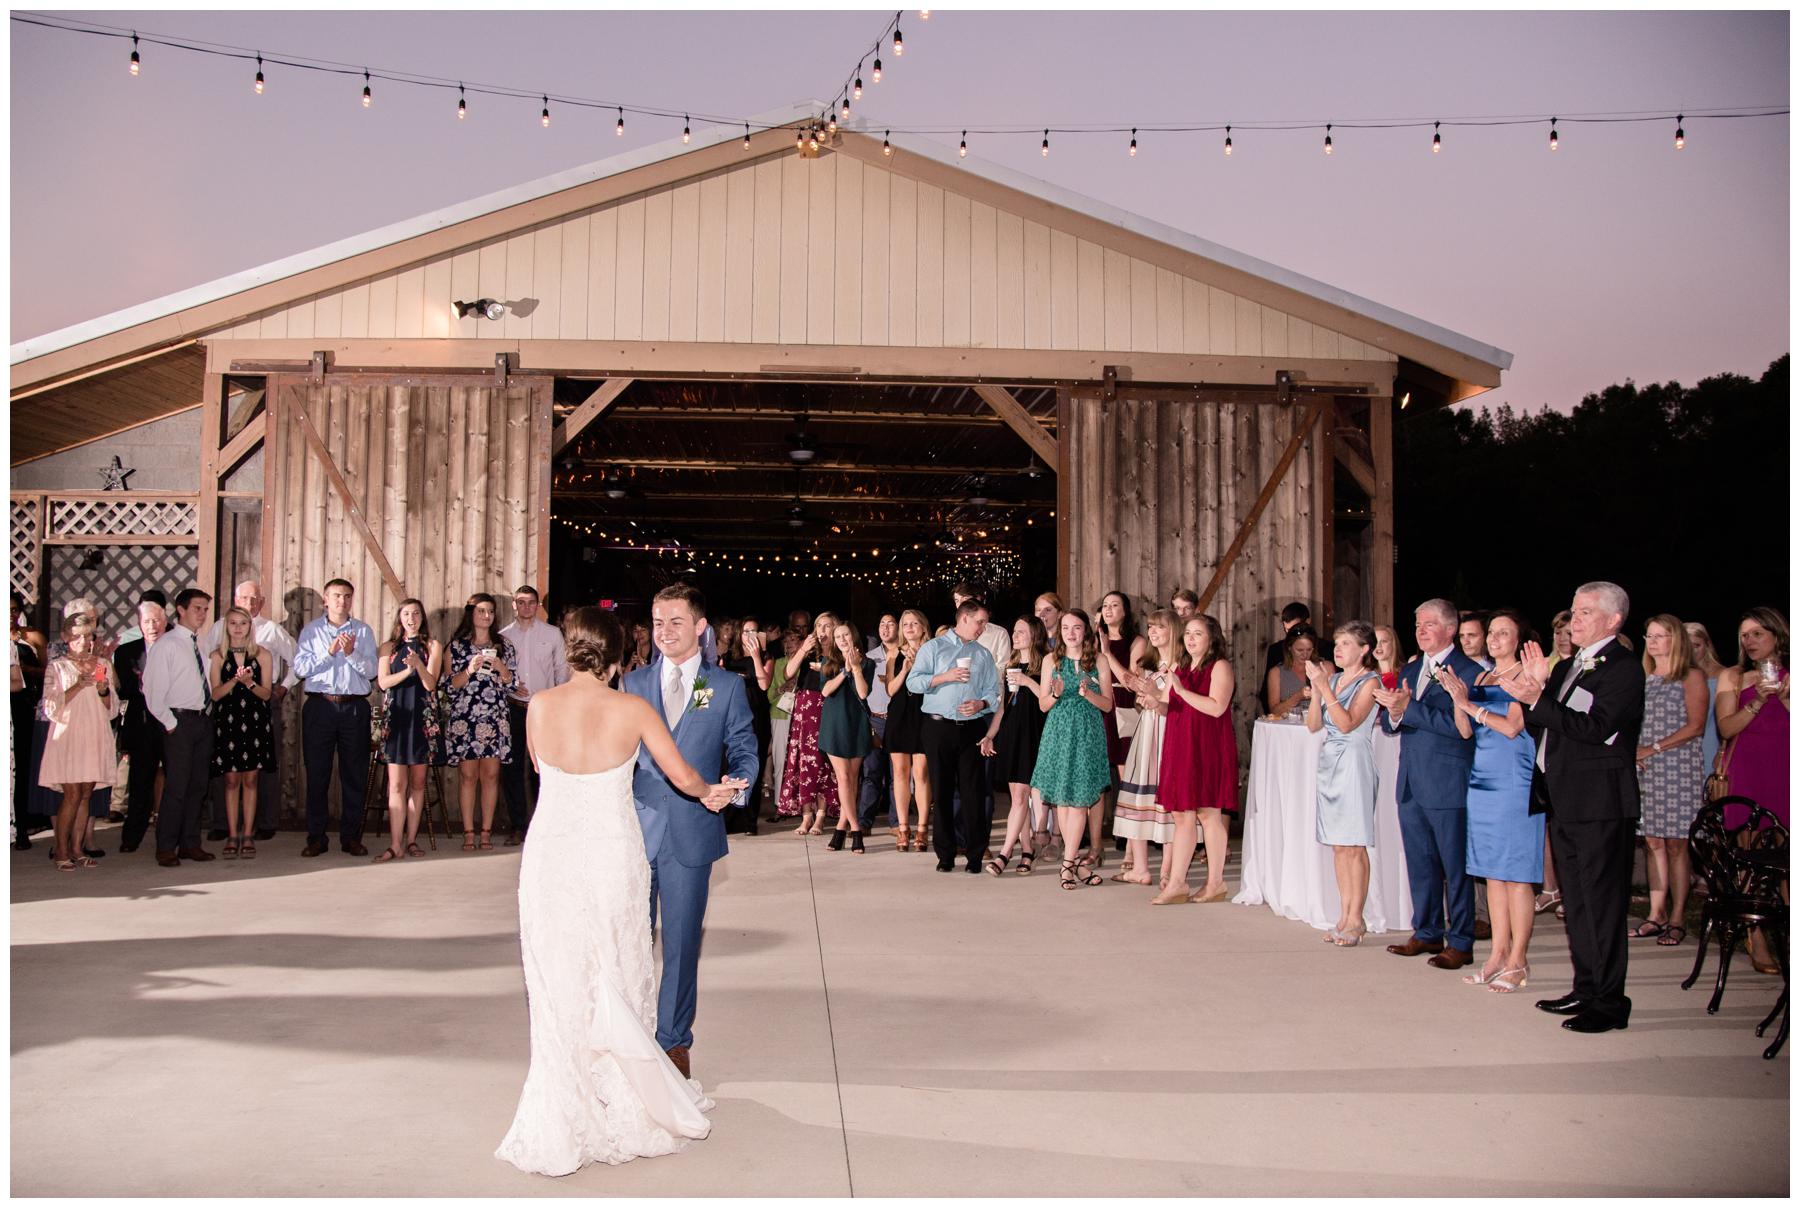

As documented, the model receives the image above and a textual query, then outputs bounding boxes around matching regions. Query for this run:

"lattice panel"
[11,497,43,604]
[46,544,198,631]
[50,498,197,539]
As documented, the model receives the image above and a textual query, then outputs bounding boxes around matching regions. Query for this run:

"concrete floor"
[11,822,1788,1197]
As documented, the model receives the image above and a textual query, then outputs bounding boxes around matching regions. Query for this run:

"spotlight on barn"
[454,298,507,321]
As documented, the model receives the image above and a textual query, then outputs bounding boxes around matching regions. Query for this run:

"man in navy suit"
[1373,598,1483,969]
[621,583,759,1079]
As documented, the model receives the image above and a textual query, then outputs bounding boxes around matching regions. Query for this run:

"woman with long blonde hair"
[208,606,276,857]
[1628,615,1708,947]
[1113,609,1180,886]
[884,609,933,850]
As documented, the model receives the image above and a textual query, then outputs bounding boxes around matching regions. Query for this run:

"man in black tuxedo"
[1500,580,1645,1034]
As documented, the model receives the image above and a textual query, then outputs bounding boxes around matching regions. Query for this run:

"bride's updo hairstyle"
[563,606,625,679]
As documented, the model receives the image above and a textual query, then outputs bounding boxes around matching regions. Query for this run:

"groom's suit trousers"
[649,853,711,1052]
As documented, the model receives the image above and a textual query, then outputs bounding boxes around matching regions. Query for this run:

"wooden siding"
[1061,390,1321,744]
[221,153,1397,366]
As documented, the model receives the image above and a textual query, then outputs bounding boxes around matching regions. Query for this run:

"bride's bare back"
[527,677,676,774]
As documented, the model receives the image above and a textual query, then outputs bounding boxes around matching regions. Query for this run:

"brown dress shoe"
[341,841,369,857]
[664,1045,691,1079]
[503,831,524,847]
[177,846,216,862]
[1386,935,1447,957]
[155,851,181,867]
[1473,918,1493,941]
[1428,947,1475,970]
[301,841,329,858]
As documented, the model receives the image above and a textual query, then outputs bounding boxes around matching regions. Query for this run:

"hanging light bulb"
[883,130,892,156]
[682,115,691,143]
[842,94,851,119]
[1042,129,1050,157]
[617,107,625,136]
[1224,125,1233,156]
[743,123,752,150]
[1431,120,1441,153]
[1323,123,1333,155]
[797,126,805,151]
[129,33,140,76]
[959,130,968,157]
[894,24,904,55]
[872,56,882,83]
[1129,128,1138,157]
[808,126,819,152]
[541,96,551,127]
[1549,117,1559,151]
[362,71,372,108]
[254,54,264,94]
[920,9,930,17]
[854,73,863,101]
[457,84,466,119]
[1674,113,1685,149]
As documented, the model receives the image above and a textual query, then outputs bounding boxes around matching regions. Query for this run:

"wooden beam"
[578,457,1046,476]
[196,373,223,600]
[1370,394,1395,629]
[1333,435,1377,498]
[210,337,1398,393]
[1056,388,1071,604]
[261,378,281,620]
[290,398,406,601]
[1196,398,1328,615]
[216,412,267,480]
[1318,399,1336,630]
[972,384,1058,467]
[44,534,200,547]
[533,381,553,597]
[551,377,633,454]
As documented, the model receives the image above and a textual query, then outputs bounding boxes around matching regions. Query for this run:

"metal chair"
[1684,795,1788,1056]
[362,701,454,851]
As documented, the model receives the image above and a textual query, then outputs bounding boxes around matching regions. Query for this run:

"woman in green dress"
[1030,608,1115,889]
[820,621,875,853]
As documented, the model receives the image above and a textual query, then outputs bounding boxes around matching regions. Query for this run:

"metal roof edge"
[11,100,830,367]
[860,121,1514,374]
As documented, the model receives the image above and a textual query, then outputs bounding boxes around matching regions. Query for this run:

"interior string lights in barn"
[19,13,1782,158]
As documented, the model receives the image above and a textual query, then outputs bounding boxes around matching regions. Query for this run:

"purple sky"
[10,10,1789,410]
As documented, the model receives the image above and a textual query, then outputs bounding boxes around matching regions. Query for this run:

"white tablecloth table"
[1233,719,1414,934]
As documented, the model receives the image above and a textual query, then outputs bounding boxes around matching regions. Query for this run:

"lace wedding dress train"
[495,759,713,1176]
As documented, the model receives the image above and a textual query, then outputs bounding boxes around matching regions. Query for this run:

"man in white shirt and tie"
[499,584,567,844]
[205,575,299,842]
[143,588,216,867]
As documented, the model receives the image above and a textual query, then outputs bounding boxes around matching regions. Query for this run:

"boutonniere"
[1578,654,1606,675]
[690,675,714,711]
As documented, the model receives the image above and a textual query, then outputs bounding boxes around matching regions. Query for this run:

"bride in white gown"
[496,609,744,1177]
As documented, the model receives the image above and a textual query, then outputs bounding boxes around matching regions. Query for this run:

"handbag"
[1704,738,1735,804]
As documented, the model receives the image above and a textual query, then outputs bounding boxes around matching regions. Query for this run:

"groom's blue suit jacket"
[622,655,760,867]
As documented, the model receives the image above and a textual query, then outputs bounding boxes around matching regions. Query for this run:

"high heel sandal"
[1059,860,1081,890]
[1332,925,1366,948]
[1463,964,1505,986]
[894,825,909,851]
[826,828,847,852]
[478,829,493,850]
[222,838,240,859]
[1017,848,1035,876]
[1488,965,1530,994]
[850,832,865,854]
[985,851,1012,876]
[239,839,256,859]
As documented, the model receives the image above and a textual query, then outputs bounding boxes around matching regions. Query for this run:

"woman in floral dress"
[446,593,517,850]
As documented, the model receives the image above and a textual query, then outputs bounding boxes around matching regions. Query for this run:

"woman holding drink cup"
[883,609,932,851]
[447,593,517,850]
[38,614,120,870]
[988,615,1051,874]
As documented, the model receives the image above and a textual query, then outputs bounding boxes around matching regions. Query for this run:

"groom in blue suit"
[622,583,759,1079]
[1374,598,1483,969]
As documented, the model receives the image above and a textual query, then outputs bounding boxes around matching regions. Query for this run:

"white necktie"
[663,662,685,729]
[1416,655,1435,698]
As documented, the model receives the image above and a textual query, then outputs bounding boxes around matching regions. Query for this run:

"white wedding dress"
[495,758,713,1176]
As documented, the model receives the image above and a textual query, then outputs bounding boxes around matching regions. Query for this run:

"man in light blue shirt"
[907,600,1003,872]
[291,578,379,857]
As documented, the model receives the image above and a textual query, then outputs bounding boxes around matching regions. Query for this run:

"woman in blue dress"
[1439,607,1543,994]
[1304,620,1382,947]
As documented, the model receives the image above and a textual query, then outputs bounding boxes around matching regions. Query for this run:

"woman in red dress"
[1154,614,1239,904]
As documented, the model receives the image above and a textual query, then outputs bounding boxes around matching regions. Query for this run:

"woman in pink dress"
[38,616,120,871]
[1154,613,1239,904]
[1715,607,1788,974]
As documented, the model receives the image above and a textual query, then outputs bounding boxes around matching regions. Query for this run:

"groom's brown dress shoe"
[1386,935,1446,957]
[664,1046,690,1079]
[1427,947,1474,970]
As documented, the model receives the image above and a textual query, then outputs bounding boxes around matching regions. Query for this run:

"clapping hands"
[1303,658,1333,692]
[1371,680,1412,716]
[1497,641,1548,705]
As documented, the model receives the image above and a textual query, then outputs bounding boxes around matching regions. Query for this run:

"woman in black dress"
[11,592,47,849]
[988,615,1051,874]
[820,620,875,853]
[208,607,276,858]
[884,609,931,851]
[376,598,443,862]
[721,616,773,834]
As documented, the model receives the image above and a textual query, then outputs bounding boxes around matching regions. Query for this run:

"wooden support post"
[551,377,634,454]
[1371,393,1395,628]
[1197,398,1328,614]
[291,397,406,601]
[1318,399,1336,629]
[196,373,223,600]
[972,384,1059,469]
[533,381,553,596]
[1055,389,1071,604]
[261,381,282,623]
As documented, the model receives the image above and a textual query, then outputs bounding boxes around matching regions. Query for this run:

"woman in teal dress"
[820,621,875,854]
[1439,608,1543,994]
[1305,621,1382,946]
[1029,608,1115,889]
